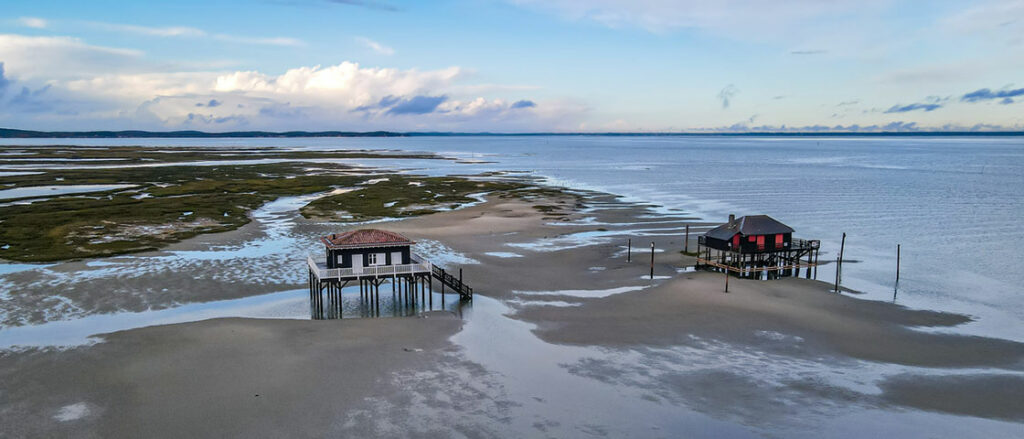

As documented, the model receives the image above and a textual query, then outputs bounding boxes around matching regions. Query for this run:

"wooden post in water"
[894,244,901,299]
[813,248,819,280]
[627,238,632,262]
[834,233,846,293]
[896,244,901,284]
[724,266,730,292]
[684,225,690,253]
[650,242,655,279]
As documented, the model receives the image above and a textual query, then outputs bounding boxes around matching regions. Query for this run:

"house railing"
[696,235,819,251]
[431,265,473,297]
[307,254,432,280]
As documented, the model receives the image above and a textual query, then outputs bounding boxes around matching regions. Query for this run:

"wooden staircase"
[432,265,473,299]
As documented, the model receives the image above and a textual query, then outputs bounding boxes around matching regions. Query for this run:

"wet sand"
[2,192,1023,437]
[0,315,464,438]
[516,272,1024,369]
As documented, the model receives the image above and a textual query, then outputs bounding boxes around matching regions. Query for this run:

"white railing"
[307,255,432,280]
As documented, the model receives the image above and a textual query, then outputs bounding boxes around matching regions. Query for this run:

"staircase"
[431,265,473,299]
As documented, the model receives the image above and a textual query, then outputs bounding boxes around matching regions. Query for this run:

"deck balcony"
[307,253,433,281]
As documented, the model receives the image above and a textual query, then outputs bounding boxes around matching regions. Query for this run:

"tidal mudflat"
[1,144,1022,438]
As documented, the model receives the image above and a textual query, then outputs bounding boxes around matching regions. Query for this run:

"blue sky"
[1,0,1022,132]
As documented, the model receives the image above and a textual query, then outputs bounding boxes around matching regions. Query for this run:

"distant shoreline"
[2,127,1023,139]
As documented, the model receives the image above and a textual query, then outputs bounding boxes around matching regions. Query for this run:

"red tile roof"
[321,229,414,249]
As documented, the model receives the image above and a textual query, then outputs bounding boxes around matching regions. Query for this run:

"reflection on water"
[0,286,469,348]
[0,289,308,348]
[0,184,137,200]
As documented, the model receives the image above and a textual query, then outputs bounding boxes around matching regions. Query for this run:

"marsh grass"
[0,146,579,262]
[299,175,526,221]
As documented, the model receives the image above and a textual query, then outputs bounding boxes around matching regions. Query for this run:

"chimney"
[728,214,736,227]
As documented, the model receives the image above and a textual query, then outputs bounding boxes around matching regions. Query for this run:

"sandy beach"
[2,189,1023,438]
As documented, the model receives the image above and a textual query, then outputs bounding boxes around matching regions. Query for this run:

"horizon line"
[2,127,1023,139]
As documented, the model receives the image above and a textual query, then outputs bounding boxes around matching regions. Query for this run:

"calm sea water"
[3,135,1023,339]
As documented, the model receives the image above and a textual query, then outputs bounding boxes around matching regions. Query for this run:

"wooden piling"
[834,232,846,293]
[649,241,655,279]
[813,248,819,280]
[894,243,901,299]
[684,225,690,253]
[896,243,901,284]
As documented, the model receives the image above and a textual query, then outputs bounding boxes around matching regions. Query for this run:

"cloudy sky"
[1,0,1022,132]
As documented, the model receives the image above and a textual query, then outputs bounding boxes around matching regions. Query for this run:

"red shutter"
[757,235,765,250]
[775,234,783,247]
[732,235,740,248]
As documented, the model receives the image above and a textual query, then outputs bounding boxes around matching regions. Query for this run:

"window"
[367,252,387,266]
[732,235,740,248]
[748,235,756,242]
[756,235,765,250]
[775,234,784,248]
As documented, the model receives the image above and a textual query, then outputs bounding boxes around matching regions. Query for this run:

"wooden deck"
[307,254,432,281]
[696,257,817,274]
[306,253,474,320]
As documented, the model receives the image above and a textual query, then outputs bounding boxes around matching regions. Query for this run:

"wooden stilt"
[895,243,901,284]
[650,241,655,279]
[894,243,901,300]
[834,232,846,293]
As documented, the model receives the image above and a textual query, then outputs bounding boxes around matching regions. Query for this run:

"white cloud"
[942,0,1024,35]
[17,17,48,29]
[0,34,567,131]
[506,0,887,36]
[89,22,206,37]
[84,20,303,46]
[941,0,1024,49]
[356,37,395,55]
[212,35,305,47]
[212,62,462,107]
[0,34,145,79]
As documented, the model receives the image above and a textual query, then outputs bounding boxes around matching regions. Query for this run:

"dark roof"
[321,229,414,249]
[705,215,794,240]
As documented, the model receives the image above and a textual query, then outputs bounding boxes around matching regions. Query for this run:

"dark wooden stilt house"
[697,214,820,280]
[322,229,414,271]
[306,229,474,319]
